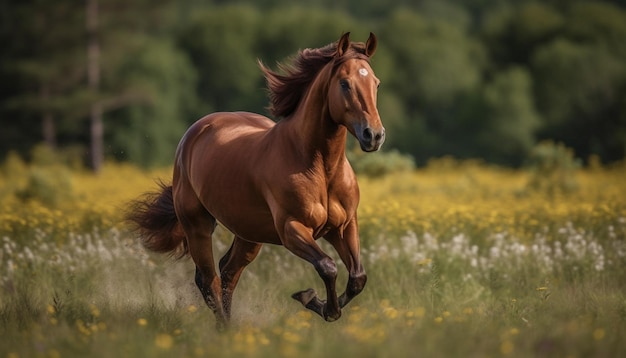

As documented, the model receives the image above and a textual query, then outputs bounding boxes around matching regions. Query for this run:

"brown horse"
[127,32,384,329]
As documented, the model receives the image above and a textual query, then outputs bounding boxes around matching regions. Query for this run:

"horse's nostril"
[374,133,382,141]
[362,127,373,141]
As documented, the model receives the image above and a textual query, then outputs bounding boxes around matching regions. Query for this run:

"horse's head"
[328,32,385,152]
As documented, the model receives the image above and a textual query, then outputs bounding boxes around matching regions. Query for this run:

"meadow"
[1,154,625,358]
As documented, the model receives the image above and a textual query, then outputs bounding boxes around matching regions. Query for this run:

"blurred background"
[1,0,625,172]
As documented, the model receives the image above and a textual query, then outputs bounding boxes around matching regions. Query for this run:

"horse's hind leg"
[219,236,262,320]
[173,182,226,329]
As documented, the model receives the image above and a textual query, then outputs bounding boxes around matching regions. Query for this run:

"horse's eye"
[340,80,350,91]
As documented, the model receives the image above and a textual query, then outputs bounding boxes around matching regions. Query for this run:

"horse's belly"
[219,213,282,245]
[193,155,280,245]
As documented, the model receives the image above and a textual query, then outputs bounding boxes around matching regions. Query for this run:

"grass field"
[1,157,625,357]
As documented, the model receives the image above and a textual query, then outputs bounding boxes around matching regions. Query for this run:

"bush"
[15,167,74,207]
[1,145,75,208]
[347,148,415,178]
[525,141,581,195]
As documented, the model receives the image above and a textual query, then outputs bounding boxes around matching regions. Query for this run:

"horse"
[127,32,385,329]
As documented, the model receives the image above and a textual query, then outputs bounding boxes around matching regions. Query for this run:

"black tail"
[126,181,188,258]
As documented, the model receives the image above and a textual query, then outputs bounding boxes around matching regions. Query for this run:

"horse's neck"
[282,88,347,177]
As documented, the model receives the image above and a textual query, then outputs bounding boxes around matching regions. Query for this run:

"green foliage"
[532,40,625,125]
[531,39,626,162]
[479,66,540,164]
[384,10,484,107]
[481,2,564,64]
[525,141,581,195]
[1,145,75,207]
[482,1,626,163]
[178,5,365,117]
[258,7,364,61]
[178,5,264,114]
[0,152,27,203]
[347,148,415,178]
[566,1,626,49]
[107,37,198,167]
[16,167,74,207]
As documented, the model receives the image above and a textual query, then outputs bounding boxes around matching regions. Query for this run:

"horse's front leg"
[282,219,341,321]
[324,219,367,309]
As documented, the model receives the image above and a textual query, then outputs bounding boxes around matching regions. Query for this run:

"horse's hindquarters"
[175,112,281,245]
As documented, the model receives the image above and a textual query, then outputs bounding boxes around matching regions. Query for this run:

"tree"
[532,39,626,161]
[178,5,264,115]
[107,38,197,167]
[479,66,540,164]
[86,0,103,172]
[379,8,487,163]
[0,1,86,156]
[0,0,194,169]
[481,2,564,66]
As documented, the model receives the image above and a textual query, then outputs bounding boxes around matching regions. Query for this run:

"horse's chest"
[277,173,355,238]
[309,196,349,239]
[326,199,348,227]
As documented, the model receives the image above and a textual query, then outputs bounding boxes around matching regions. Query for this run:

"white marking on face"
[358,68,369,77]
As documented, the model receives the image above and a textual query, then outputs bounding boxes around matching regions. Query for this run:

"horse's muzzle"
[356,125,385,152]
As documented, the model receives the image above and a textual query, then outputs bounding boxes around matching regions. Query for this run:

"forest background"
[1,0,626,171]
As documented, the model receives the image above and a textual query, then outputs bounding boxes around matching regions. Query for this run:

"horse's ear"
[365,32,377,57]
[337,32,351,57]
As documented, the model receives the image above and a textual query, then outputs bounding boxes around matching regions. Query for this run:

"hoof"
[291,288,317,306]
[324,310,341,322]
[215,319,229,333]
